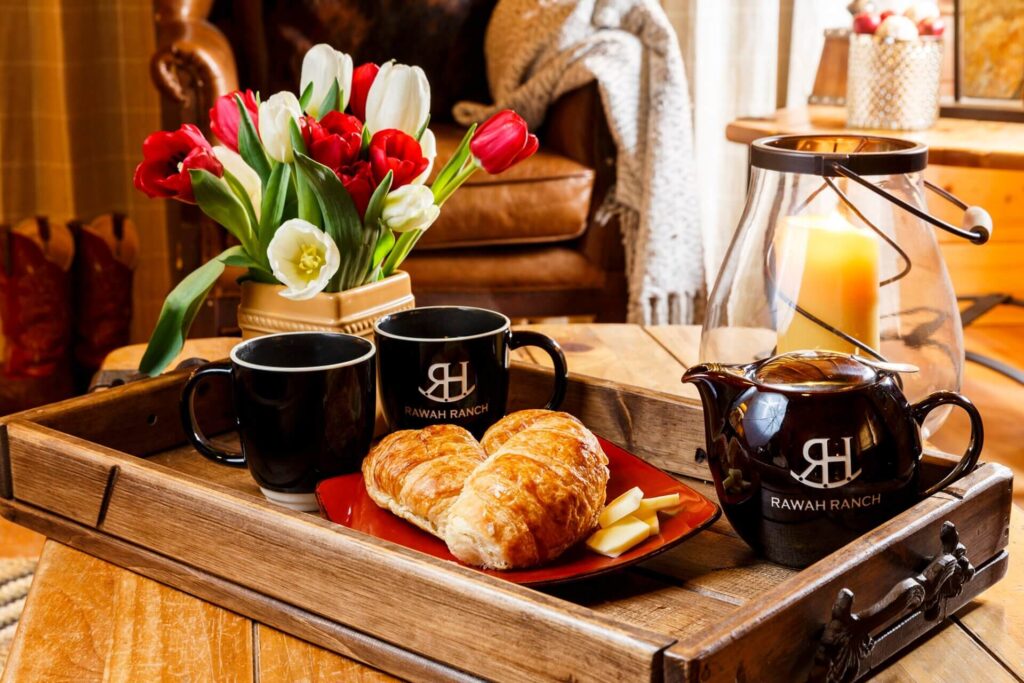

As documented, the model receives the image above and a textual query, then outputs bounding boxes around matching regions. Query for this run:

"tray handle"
[808,521,976,683]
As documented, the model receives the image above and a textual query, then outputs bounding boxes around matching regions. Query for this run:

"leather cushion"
[417,125,595,250]
[403,247,605,292]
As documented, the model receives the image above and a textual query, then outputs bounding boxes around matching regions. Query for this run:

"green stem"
[433,158,481,207]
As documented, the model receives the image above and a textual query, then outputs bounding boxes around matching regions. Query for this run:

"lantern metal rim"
[750,134,928,177]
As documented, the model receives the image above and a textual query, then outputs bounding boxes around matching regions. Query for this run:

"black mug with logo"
[375,306,568,438]
[683,351,983,568]
[180,331,376,511]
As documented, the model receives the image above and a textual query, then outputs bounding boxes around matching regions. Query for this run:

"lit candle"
[775,212,880,355]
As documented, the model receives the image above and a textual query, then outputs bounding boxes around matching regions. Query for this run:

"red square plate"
[316,436,720,586]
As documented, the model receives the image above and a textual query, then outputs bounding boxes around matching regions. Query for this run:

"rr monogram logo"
[791,437,862,489]
[419,362,476,403]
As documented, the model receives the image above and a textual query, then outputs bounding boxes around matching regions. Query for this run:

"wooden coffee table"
[2,324,1021,681]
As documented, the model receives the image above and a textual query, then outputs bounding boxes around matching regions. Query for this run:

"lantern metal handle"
[830,162,992,245]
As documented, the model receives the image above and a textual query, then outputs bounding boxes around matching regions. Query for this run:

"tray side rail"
[663,461,1013,682]
[1,420,676,683]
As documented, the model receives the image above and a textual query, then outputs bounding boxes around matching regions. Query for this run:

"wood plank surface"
[257,626,398,683]
[2,542,254,682]
[4,325,1023,682]
[515,324,695,398]
[725,106,1024,171]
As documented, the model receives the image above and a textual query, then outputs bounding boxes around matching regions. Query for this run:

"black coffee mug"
[180,332,376,511]
[375,306,568,438]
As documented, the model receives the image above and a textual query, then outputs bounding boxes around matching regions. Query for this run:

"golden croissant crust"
[362,424,486,537]
[363,410,609,569]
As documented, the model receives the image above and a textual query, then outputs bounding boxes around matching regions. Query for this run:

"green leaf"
[288,117,308,157]
[363,171,393,231]
[138,246,244,376]
[298,81,315,112]
[361,125,372,153]
[381,229,421,277]
[431,123,476,201]
[222,169,259,241]
[293,152,363,289]
[258,162,290,249]
[372,226,395,270]
[319,78,342,119]
[288,119,322,227]
[189,170,256,255]
[415,114,431,142]
[236,95,271,186]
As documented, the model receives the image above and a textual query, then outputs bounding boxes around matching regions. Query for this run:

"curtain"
[661,0,780,288]
[0,0,168,341]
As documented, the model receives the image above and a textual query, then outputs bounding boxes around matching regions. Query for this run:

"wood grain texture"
[514,323,696,398]
[0,500,480,683]
[953,499,1024,675]
[867,619,1019,683]
[0,516,43,559]
[726,106,1024,171]
[257,626,398,683]
[2,325,1019,681]
[20,420,671,683]
[6,421,117,527]
[664,463,1012,682]
[508,362,707,479]
[2,542,253,683]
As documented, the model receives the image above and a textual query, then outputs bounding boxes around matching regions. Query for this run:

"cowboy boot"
[0,217,75,414]
[71,213,137,390]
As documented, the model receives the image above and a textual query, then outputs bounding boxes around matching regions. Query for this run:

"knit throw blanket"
[455,0,703,324]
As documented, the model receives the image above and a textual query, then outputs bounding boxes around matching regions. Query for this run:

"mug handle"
[510,331,568,410]
[913,391,984,498]
[179,361,246,467]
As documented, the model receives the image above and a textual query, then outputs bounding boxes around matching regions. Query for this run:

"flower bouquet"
[134,44,538,375]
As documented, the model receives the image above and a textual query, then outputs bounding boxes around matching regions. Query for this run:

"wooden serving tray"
[0,363,1012,683]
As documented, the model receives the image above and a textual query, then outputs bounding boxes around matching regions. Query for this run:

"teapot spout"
[681,363,750,430]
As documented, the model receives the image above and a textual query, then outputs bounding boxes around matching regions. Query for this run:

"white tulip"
[301,43,353,118]
[258,92,303,163]
[364,62,430,136]
[412,128,436,185]
[381,185,440,234]
[267,219,341,300]
[213,147,262,221]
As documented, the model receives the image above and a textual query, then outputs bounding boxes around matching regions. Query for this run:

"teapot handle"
[912,391,984,498]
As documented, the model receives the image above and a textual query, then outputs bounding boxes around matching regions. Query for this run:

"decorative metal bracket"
[808,521,975,683]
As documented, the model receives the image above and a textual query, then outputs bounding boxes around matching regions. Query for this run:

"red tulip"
[209,89,259,152]
[304,111,364,174]
[469,109,538,174]
[133,124,223,203]
[350,62,379,121]
[339,160,375,217]
[368,129,428,188]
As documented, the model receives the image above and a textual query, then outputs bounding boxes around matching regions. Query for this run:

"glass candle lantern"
[701,135,992,436]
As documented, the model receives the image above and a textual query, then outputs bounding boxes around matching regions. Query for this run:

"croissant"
[362,424,487,537]
[445,410,609,569]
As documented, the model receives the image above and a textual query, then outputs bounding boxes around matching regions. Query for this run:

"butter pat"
[637,511,660,535]
[599,486,644,528]
[636,493,682,517]
[586,515,651,557]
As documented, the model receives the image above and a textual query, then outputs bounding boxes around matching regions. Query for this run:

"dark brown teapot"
[682,351,983,568]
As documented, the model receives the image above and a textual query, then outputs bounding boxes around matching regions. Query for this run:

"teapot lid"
[753,351,887,392]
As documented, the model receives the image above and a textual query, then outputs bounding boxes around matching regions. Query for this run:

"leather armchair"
[150,0,626,332]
